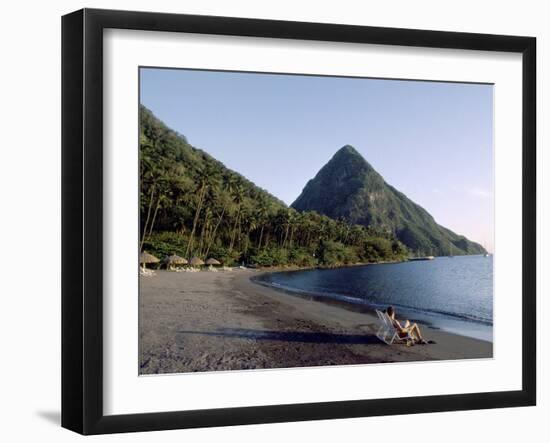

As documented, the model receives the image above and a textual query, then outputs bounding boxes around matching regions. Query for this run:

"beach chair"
[375,309,413,345]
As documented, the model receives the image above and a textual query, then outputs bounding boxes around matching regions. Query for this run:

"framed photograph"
[62,8,536,435]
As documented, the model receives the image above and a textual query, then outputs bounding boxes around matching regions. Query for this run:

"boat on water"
[409,247,435,261]
[408,256,435,261]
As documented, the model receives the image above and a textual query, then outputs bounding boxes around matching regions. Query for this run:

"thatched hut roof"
[140,251,160,264]
[189,257,205,266]
[163,254,188,265]
[205,258,221,265]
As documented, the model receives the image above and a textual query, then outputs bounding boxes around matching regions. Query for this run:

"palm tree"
[256,199,271,249]
[139,140,160,251]
[139,164,163,251]
[185,166,211,257]
[147,192,169,239]
[196,183,220,256]
[287,210,298,249]
[203,182,232,259]
[272,208,286,247]
[241,207,257,258]
[197,206,213,257]
[279,208,295,249]
[229,184,245,252]
[140,181,156,252]
[299,212,318,247]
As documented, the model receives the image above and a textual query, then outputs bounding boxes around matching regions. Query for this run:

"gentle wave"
[252,255,493,343]
[254,275,493,326]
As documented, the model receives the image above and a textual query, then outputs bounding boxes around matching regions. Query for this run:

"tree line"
[139,105,408,267]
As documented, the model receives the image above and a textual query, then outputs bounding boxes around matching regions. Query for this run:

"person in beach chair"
[385,306,430,345]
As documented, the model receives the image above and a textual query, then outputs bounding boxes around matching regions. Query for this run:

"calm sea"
[256,255,493,342]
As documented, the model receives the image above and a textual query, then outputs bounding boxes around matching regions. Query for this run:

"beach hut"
[205,258,221,266]
[140,251,160,270]
[163,254,188,270]
[189,257,205,267]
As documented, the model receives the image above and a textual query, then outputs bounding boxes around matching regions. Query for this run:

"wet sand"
[139,269,492,375]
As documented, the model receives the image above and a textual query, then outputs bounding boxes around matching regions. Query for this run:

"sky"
[140,68,494,252]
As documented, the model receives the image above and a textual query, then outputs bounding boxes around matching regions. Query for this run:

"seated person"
[385,306,429,344]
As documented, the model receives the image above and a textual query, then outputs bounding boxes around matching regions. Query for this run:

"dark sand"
[139,269,492,375]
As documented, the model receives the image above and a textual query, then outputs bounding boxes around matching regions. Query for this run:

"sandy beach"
[139,269,492,375]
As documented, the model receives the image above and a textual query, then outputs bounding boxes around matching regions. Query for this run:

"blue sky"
[140,68,494,252]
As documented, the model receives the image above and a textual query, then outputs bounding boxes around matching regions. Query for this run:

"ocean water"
[256,255,493,342]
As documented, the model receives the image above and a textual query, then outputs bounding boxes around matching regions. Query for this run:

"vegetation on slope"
[139,106,408,267]
[292,145,486,256]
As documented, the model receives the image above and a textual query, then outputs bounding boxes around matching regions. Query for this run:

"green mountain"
[140,104,286,215]
[291,145,486,256]
[139,107,408,266]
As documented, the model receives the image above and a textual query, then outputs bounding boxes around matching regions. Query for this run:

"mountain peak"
[292,144,486,256]
[291,144,381,223]
[329,145,374,175]
[334,144,362,159]
[338,144,358,153]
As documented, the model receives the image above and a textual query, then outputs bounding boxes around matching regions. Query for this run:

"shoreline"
[251,267,493,343]
[242,252,489,273]
[139,269,492,375]
[247,258,406,273]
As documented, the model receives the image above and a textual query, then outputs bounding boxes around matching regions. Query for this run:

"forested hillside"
[292,145,486,256]
[140,106,408,266]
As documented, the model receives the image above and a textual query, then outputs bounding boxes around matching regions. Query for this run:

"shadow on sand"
[177,327,380,345]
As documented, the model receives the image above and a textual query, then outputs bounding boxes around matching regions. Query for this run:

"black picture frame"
[61,8,536,435]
